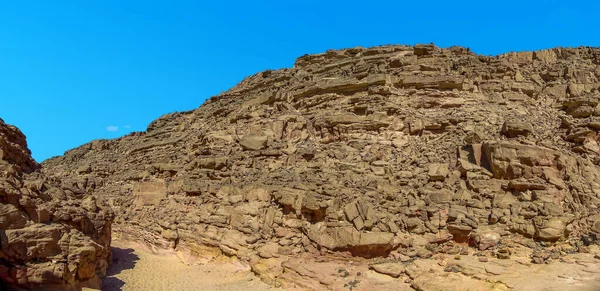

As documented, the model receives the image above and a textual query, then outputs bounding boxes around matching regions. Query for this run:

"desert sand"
[97,240,272,291]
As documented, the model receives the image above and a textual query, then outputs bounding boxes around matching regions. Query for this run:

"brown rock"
[501,121,532,138]
[0,204,29,229]
[593,219,600,233]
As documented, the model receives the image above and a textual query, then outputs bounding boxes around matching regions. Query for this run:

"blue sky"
[1,1,598,162]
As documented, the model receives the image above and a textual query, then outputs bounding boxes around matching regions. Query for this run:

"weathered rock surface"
[42,44,600,289]
[0,118,113,290]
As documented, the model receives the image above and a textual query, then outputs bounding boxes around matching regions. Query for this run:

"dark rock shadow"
[101,247,139,291]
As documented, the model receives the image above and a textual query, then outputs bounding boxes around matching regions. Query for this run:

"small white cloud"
[106,126,119,132]
[123,125,131,129]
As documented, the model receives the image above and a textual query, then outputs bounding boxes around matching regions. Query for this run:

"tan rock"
[239,134,268,150]
[244,188,271,202]
[483,141,559,180]
[473,229,501,250]
[344,202,360,222]
[370,262,405,277]
[81,195,98,212]
[501,121,532,138]
[534,217,568,241]
[428,163,449,181]
[593,219,600,233]
[134,180,167,206]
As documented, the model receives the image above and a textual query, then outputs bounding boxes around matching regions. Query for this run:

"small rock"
[496,248,511,259]
[239,134,268,150]
[484,264,507,275]
[501,121,532,138]
[369,263,405,278]
[80,196,98,212]
[534,217,567,241]
[428,163,450,181]
[532,257,545,264]
[473,230,501,250]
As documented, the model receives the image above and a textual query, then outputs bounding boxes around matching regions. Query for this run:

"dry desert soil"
[88,239,273,291]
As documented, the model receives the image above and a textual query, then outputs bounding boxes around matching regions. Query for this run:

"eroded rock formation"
[0,119,113,290]
[42,44,600,289]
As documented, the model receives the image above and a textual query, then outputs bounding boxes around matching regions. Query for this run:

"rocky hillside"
[43,44,600,289]
[0,119,113,290]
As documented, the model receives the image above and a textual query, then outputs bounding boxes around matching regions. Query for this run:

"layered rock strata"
[42,44,600,289]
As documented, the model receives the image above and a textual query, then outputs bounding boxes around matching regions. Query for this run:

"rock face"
[0,119,113,290]
[42,44,600,288]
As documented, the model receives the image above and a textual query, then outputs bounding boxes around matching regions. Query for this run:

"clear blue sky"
[1,1,598,162]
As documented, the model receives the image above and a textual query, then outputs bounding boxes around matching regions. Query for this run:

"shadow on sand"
[101,247,139,291]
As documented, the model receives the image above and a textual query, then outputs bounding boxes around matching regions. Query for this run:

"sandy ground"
[93,240,273,291]
[81,239,600,291]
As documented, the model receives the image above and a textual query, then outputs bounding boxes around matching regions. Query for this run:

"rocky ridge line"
[43,44,600,290]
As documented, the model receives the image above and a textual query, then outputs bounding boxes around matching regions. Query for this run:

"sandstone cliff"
[0,118,113,290]
[42,44,600,289]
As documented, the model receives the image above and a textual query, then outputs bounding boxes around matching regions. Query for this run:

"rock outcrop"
[42,44,600,289]
[0,119,113,290]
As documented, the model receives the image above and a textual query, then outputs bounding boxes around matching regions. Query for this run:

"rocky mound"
[0,119,113,290]
[43,44,600,289]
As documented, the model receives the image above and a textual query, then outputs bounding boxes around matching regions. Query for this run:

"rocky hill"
[0,119,113,290]
[42,44,600,290]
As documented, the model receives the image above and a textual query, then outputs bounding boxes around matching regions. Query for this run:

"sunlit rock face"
[41,45,600,288]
